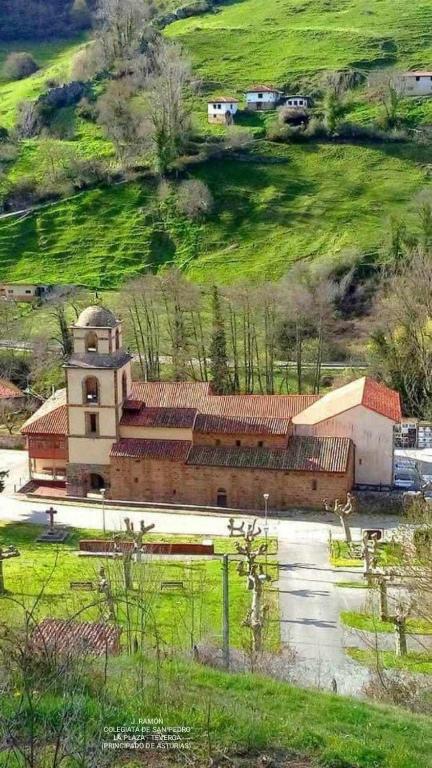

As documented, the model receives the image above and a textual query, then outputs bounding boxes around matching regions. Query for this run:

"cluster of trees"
[369,247,432,417]
[269,68,415,146]
[0,0,93,42]
[119,264,349,394]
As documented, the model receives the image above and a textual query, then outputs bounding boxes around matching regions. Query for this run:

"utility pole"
[222,554,230,670]
[263,493,269,575]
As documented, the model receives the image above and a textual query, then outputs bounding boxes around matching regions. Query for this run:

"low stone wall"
[79,540,215,556]
[0,435,25,449]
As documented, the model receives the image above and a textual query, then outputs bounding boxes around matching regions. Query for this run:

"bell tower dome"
[65,305,132,497]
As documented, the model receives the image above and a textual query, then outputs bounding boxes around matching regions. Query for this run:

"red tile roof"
[362,378,402,422]
[204,394,319,420]
[130,381,210,409]
[121,406,197,429]
[111,438,191,462]
[208,97,239,103]
[246,84,282,93]
[194,412,289,435]
[21,390,68,435]
[188,436,352,473]
[32,619,120,656]
[0,378,23,400]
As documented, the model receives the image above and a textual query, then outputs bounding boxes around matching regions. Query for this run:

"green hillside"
[0,141,428,286]
[1,0,432,285]
[167,0,432,88]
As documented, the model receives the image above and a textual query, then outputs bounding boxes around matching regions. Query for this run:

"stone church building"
[22,306,402,510]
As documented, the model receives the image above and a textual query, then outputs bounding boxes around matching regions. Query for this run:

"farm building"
[244,85,282,110]
[21,306,402,508]
[0,283,53,302]
[207,97,239,124]
[399,71,432,96]
[285,96,310,109]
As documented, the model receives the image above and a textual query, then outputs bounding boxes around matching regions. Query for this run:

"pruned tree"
[324,493,355,544]
[228,518,271,654]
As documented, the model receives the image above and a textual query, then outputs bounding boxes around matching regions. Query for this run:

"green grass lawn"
[341,610,432,635]
[330,540,402,568]
[0,140,429,286]
[0,521,279,652]
[347,646,432,674]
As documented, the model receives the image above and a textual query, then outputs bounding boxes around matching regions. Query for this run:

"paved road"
[278,539,372,694]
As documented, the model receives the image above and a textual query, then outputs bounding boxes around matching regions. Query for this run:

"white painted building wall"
[401,74,432,96]
[245,90,279,108]
[207,101,238,122]
[285,97,309,108]
[294,404,395,486]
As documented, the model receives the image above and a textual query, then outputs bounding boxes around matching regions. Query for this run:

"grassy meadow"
[1,0,432,285]
[166,0,432,91]
[0,140,429,286]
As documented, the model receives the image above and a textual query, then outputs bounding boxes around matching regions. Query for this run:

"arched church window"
[122,371,128,401]
[115,328,120,350]
[83,376,100,405]
[85,331,98,353]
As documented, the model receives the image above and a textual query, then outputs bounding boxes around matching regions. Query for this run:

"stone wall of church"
[109,450,354,510]
[66,462,111,497]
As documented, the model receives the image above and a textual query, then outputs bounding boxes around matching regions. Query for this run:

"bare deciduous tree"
[228,518,271,655]
[324,493,354,544]
[177,179,214,220]
[96,0,153,64]
[143,40,192,174]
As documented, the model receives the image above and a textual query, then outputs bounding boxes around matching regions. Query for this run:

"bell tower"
[65,305,132,497]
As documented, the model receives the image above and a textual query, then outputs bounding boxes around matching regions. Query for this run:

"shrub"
[4,176,38,210]
[2,52,39,80]
[278,106,309,126]
[176,179,214,220]
[0,126,9,142]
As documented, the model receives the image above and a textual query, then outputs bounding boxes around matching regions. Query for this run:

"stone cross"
[0,546,20,595]
[46,506,58,532]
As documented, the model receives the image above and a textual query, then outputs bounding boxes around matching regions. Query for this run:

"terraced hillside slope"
[1,0,432,285]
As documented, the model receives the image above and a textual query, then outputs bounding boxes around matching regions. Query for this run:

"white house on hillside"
[207,98,239,124]
[244,85,282,111]
[285,95,310,109]
[399,71,432,96]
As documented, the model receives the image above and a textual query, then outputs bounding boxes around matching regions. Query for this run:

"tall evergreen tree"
[210,286,231,394]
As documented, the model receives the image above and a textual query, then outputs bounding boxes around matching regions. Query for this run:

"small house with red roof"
[21,305,402,508]
[0,378,25,406]
[207,97,239,124]
[245,85,283,111]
